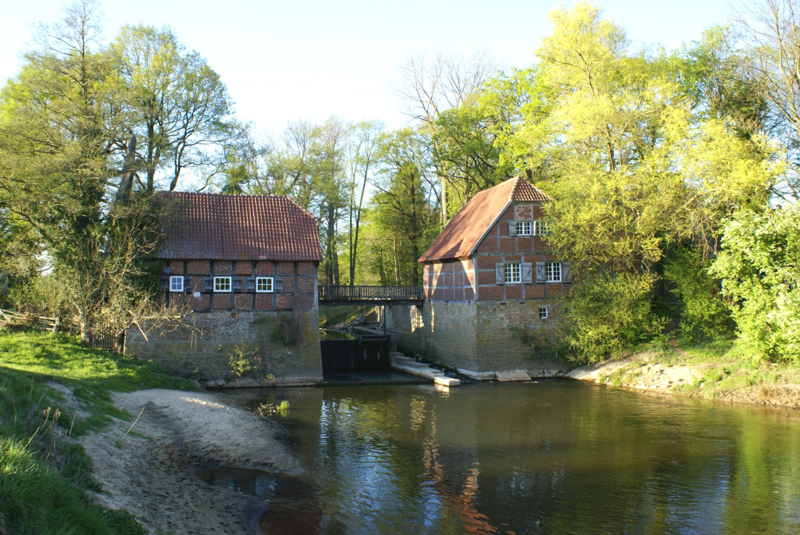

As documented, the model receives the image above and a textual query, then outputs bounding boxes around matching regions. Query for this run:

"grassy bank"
[0,328,196,534]
[596,336,800,409]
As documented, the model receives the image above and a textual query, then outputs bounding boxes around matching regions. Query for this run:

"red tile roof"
[419,177,551,263]
[156,192,323,262]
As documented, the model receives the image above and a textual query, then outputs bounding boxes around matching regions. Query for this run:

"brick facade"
[424,202,571,303]
[161,260,318,313]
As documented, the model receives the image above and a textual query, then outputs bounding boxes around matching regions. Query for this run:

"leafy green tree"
[0,1,216,340]
[368,129,439,286]
[110,24,242,192]
[344,120,383,285]
[711,206,800,362]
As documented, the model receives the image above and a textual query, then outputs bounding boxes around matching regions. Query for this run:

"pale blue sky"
[1,0,734,135]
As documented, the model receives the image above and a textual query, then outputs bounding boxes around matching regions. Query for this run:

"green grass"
[0,328,197,534]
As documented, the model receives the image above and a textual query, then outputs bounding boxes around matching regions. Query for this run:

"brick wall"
[388,300,568,378]
[161,260,318,312]
[125,309,323,385]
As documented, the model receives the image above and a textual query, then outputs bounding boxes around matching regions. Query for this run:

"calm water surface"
[236,381,800,534]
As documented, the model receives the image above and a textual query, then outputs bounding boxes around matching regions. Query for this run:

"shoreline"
[78,389,299,535]
[565,351,800,410]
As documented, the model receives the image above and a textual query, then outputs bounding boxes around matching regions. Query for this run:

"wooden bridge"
[318,285,424,306]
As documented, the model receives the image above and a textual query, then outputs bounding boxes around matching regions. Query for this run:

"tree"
[395,52,496,222]
[0,1,204,341]
[368,129,439,286]
[110,24,242,192]
[344,120,383,285]
[735,0,800,201]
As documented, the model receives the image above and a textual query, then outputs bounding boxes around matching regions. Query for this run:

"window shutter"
[160,277,169,290]
[522,263,533,284]
[233,277,243,292]
[184,277,192,292]
[535,262,545,283]
[562,262,572,283]
[274,278,284,293]
[533,220,539,236]
[508,220,517,236]
[246,277,256,292]
[203,277,213,292]
[495,263,505,284]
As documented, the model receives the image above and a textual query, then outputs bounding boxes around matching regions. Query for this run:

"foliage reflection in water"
[245,381,800,534]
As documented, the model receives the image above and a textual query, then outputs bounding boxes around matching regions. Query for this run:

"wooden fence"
[0,308,58,332]
[318,285,424,304]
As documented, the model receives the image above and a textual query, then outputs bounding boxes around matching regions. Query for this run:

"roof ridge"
[509,175,522,203]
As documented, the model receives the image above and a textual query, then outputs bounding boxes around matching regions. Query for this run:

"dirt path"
[79,389,298,535]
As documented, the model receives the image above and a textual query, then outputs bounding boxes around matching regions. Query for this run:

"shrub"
[711,207,800,362]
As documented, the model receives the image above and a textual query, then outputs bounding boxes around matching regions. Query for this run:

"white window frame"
[534,220,550,236]
[214,276,232,293]
[169,276,184,293]
[545,262,561,283]
[516,221,533,236]
[504,262,521,284]
[256,276,274,293]
[539,306,549,320]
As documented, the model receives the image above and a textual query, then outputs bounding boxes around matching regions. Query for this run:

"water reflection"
[246,382,800,534]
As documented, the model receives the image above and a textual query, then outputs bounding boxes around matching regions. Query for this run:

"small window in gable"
[214,276,232,292]
[504,263,521,284]
[256,277,274,293]
[170,276,184,293]
[516,221,533,236]
[539,306,549,320]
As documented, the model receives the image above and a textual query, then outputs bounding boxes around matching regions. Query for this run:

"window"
[256,276,274,293]
[539,306,549,320]
[169,276,184,292]
[534,220,550,236]
[545,262,561,283]
[214,276,232,292]
[515,221,533,236]
[504,263,521,284]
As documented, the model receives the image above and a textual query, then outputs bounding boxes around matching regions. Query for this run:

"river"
[224,381,800,534]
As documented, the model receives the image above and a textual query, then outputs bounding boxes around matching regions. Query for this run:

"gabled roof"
[156,192,323,262]
[419,177,551,263]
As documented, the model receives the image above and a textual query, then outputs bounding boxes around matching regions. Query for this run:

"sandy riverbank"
[78,389,298,535]
[567,351,800,410]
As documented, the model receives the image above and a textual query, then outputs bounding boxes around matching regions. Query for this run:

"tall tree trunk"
[115,128,137,202]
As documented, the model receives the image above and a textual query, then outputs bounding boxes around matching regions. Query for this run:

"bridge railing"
[318,285,424,303]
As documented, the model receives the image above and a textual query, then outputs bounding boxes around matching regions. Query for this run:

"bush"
[564,271,664,363]
[711,207,800,362]
[663,247,735,340]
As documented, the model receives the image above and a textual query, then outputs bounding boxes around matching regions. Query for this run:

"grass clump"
[0,328,196,534]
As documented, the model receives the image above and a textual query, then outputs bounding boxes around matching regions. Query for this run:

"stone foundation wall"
[387,300,568,378]
[125,310,322,385]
